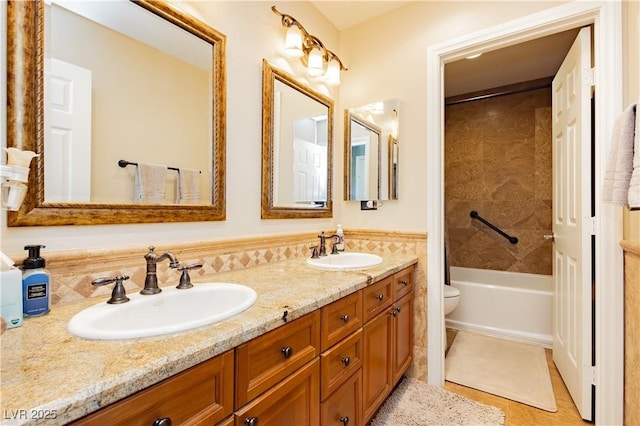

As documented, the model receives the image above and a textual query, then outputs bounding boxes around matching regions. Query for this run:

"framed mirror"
[6,0,226,226]
[261,60,333,219]
[344,99,399,201]
[344,114,381,200]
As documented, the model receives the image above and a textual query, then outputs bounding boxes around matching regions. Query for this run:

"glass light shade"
[284,26,303,58]
[307,47,324,77]
[325,59,341,85]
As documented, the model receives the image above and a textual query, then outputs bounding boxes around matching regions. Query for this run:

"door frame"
[425,1,623,424]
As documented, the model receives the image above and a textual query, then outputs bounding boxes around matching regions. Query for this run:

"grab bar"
[118,160,201,174]
[470,210,518,245]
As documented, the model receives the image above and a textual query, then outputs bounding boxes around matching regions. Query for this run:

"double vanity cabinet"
[70,266,414,426]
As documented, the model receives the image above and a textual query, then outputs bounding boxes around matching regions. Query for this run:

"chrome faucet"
[141,246,180,294]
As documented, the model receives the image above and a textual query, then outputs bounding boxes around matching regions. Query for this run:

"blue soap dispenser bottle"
[22,244,50,317]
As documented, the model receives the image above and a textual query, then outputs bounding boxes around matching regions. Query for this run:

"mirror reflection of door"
[44,58,92,202]
[293,117,328,204]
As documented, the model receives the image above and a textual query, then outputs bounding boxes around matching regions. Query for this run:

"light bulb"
[307,47,324,77]
[325,59,341,85]
[284,26,303,58]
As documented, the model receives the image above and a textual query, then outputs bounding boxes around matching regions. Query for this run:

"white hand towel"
[177,168,200,204]
[135,162,167,204]
[628,102,640,209]
[603,103,636,205]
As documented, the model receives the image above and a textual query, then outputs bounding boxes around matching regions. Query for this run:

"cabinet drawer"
[235,311,320,407]
[321,369,362,426]
[320,329,363,400]
[71,350,234,426]
[235,359,320,426]
[363,276,393,322]
[393,267,414,301]
[321,291,363,351]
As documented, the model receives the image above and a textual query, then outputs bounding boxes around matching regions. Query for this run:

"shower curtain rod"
[445,82,551,106]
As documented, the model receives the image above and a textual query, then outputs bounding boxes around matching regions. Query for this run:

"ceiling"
[309,1,581,97]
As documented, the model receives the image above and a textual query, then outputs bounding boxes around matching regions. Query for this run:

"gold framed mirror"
[261,60,333,219]
[6,0,226,226]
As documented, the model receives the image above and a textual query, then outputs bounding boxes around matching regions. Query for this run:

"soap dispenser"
[22,245,50,317]
[336,224,345,251]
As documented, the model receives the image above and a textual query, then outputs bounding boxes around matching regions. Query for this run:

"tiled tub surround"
[445,84,553,275]
[1,231,424,425]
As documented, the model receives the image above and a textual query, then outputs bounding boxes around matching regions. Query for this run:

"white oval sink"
[68,283,257,340]
[306,252,383,270]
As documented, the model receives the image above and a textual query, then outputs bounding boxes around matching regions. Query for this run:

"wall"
[444,87,552,275]
[50,4,210,204]
[1,1,341,255]
[338,1,565,232]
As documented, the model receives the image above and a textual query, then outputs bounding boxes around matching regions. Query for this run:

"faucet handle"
[331,242,339,255]
[92,275,130,304]
[309,245,319,259]
[176,263,203,289]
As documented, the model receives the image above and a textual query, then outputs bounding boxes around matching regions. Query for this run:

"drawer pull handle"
[152,418,172,426]
[340,416,349,426]
[391,307,399,317]
[400,279,408,286]
[376,294,384,301]
[341,356,351,366]
[340,314,350,323]
[281,346,293,358]
[245,417,259,426]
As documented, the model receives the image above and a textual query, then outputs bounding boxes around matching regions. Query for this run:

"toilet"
[444,285,461,315]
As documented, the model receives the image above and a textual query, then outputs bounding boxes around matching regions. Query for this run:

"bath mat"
[370,377,505,426]
[445,330,557,412]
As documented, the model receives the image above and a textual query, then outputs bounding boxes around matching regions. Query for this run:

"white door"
[551,27,593,421]
[44,58,92,202]
[293,139,326,202]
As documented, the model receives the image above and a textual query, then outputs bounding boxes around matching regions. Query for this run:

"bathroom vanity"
[0,253,417,426]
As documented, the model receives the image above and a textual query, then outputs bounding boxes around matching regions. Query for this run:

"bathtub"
[445,266,553,347]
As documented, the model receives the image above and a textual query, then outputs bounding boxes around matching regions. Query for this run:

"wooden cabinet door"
[321,369,362,426]
[362,308,393,423]
[392,292,414,383]
[70,350,234,426]
[235,360,319,426]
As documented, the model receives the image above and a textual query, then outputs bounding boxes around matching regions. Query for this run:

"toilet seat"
[444,286,460,298]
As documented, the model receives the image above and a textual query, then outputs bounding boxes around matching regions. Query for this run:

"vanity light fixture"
[272,5,347,85]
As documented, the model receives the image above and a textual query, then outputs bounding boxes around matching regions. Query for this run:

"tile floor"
[444,329,593,425]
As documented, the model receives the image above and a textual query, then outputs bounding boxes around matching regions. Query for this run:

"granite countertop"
[0,253,417,426]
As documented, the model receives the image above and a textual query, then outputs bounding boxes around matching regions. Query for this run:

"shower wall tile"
[535,107,553,201]
[445,86,552,275]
